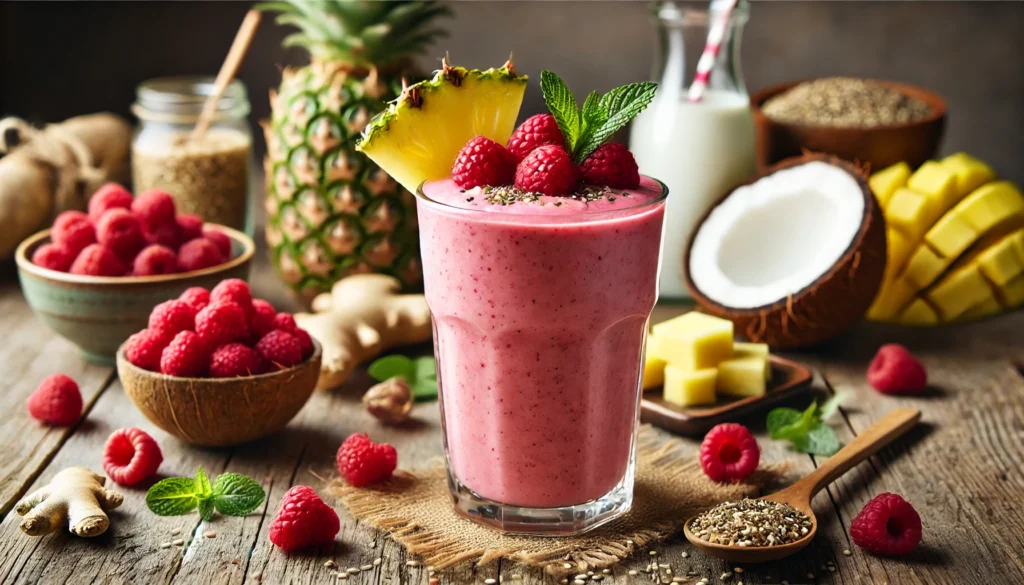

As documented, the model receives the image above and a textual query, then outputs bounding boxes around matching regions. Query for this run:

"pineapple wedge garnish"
[358,57,527,193]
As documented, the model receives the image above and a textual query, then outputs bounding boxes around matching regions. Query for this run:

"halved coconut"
[685,154,886,348]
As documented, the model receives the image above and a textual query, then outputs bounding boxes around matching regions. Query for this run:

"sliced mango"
[925,265,993,321]
[663,365,717,407]
[869,277,918,320]
[955,297,1002,323]
[870,161,911,207]
[941,152,996,198]
[976,230,1024,286]
[996,274,1024,308]
[885,188,936,241]
[716,355,769,397]
[898,298,939,325]
[908,161,960,212]
[652,312,733,371]
[885,228,913,279]
[904,245,946,290]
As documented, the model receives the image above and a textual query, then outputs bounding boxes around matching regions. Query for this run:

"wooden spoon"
[684,407,921,563]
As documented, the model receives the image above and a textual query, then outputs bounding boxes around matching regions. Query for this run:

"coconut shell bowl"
[15,225,254,365]
[117,339,321,447]
[751,79,947,172]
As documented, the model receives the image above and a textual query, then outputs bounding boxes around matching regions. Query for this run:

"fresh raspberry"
[31,243,75,272]
[210,279,253,314]
[578,142,640,189]
[26,373,82,426]
[255,330,303,369]
[143,221,182,250]
[176,214,204,242]
[452,136,517,189]
[133,244,179,276]
[867,344,927,395]
[202,227,232,258]
[51,210,96,255]
[160,330,210,377]
[250,299,278,339]
[850,493,922,556]
[273,312,298,333]
[102,427,163,486]
[514,144,578,197]
[195,301,249,347]
[124,328,173,372]
[179,287,211,313]
[506,114,566,162]
[131,189,177,228]
[148,299,196,337]
[70,244,127,276]
[699,423,760,482]
[88,183,133,222]
[177,237,225,272]
[209,343,263,378]
[293,327,315,359]
[336,433,398,487]
[96,208,146,261]
[268,485,340,552]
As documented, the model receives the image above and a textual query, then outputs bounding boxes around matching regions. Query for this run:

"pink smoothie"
[418,177,667,508]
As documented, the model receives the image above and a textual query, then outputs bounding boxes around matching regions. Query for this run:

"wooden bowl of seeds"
[751,78,947,172]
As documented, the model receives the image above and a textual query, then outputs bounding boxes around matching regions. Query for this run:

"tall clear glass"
[629,0,755,300]
[416,178,668,534]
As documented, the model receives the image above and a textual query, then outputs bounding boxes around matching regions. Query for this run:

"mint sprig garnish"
[540,70,657,164]
[368,354,438,401]
[146,467,266,520]
[766,389,851,456]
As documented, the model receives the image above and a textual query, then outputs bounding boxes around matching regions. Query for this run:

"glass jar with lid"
[132,76,255,234]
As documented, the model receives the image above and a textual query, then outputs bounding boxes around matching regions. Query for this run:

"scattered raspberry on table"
[102,427,163,486]
[268,485,340,552]
[336,433,398,487]
[868,343,927,395]
[699,422,761,482]
[850,492,922,555]
[26,373,82,426]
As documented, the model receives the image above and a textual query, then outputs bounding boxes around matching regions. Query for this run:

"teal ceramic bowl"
[15,225,255,364]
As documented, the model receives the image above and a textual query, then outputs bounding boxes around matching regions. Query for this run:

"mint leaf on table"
[540,70,581,152]
[211,473,266,516]
[368,354,439,402]
[368,355,415,381]
[767,392,849,455]
[194,467,212,498]
[819,387,852,421]
[146,478,200,516]
[803,424,842,456]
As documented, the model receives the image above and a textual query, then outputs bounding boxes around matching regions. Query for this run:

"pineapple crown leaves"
[540,71,657,164]
[258,0,451,67]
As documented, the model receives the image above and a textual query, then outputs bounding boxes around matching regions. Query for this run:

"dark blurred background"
[2,1,1022,182]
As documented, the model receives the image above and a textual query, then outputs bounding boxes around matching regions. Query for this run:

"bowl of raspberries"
[15,183,255,363]
[116,279,321,447]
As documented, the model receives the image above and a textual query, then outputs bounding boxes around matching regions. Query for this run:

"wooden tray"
[641,355,814,436]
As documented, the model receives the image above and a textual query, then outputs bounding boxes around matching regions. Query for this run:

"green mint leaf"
[195,466,212,499]
[368,355,415,382]
[804,424,842,456]
[819,388,852,421]
[412,376,438,402]
[198,498,216,521]
[578,90,609,151]
[540,70,580,152]
[146,478,200,516]
[211,473,266,516]
[766,407,803,439]
[574,81,657,162]
[413,356,436,381]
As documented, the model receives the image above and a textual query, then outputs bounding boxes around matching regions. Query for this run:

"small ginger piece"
[16,467,123,537]
[295,274,431,390]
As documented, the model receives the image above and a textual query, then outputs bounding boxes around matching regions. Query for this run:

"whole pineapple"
[260,1,449,303]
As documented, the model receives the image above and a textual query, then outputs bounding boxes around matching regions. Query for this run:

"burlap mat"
[328,426,790,573]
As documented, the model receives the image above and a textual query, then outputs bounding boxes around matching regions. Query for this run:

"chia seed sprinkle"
[476,184,614,206]
[485,579,497,584]
[762,77,932,128]
[689,499,813,547]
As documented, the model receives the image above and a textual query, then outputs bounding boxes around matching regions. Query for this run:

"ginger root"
[295,274,431,390]
[15,467,124,537]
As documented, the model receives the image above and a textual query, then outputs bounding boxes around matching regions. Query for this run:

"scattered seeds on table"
[629,570,638,576]
[602,569,612,575]
[361,565,373,571]
[575,580,586,585]
[591,575,602,581]
[721,573,731,580]
[232,558,240,565]
[338,575,348,581]
[484,579,496,584]
[172,539,184,546]
[374,558,382,566]
[160,542,171,549]
[347,568,360,575]
[575,575,588,580]
[843,549,852,556]
[649,551,657,556]
[204,531,216,538]
[171,528,181,536]
[325,561,337,569]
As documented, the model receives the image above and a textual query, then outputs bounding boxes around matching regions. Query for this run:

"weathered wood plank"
[0,286,116,517]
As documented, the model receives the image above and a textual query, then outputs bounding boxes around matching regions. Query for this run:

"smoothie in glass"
[417,177,667,533]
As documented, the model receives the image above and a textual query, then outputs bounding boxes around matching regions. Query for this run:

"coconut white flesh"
[689,161,865,309]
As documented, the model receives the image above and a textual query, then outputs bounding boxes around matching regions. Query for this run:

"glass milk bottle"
[629,0,755,300]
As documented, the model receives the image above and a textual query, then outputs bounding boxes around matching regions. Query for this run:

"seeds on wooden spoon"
[689,499,812,547]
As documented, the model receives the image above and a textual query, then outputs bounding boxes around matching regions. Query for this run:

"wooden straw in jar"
[192,10,262,141]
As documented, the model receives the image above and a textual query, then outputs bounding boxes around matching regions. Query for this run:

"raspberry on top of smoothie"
[450,70,657,202]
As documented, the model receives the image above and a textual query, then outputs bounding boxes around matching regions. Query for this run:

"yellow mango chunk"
[941,152,996,197]
[955,297,1002,323]
[996,274,1024,308]
[870,162,911,207]
[868,277,918,321]
[885,188,935,241]
[733,342,769,358]
[957,181,1024,229]
[925,265,993,320]
[898,298,939,325]
[904,246,946,290]
[716,356,769,397]
[924,211,978,259]
[885,228,913,279]
[652,312,734,371]
[977,229,1024,286]
[663,365,717,407]
[908,161,960,211]
[643,336,667,390]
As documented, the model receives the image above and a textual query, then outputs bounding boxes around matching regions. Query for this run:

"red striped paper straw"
[686,0,739,103]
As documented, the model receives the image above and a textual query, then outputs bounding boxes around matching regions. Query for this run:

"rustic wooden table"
[0,256,1022,585]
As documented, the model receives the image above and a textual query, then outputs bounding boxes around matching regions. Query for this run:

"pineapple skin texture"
[264,61,423,304]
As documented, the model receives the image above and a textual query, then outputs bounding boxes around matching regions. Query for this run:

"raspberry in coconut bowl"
[15,183,255,364]
[116,279,321,447]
